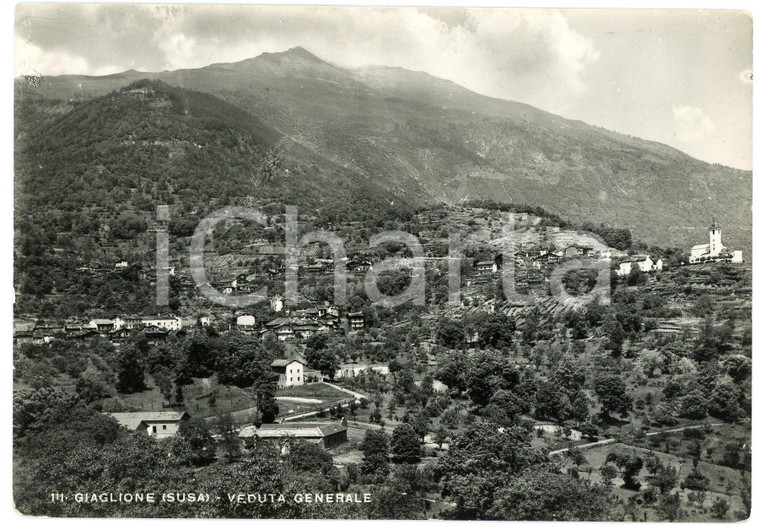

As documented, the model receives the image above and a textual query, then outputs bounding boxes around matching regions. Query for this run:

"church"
[689,217,742,264]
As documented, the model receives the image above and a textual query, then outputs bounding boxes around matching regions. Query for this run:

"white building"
[105,411,190,439]
[270,295,284,312]
[236,314,257,331]
[271,359,304,387]
[113,316,143,330]
[616,255,661,276]
[142,316,182,331]
[689,217,743,264]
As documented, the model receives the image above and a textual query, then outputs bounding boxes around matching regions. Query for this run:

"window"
[152,426,157,433]
[162,425,167,430]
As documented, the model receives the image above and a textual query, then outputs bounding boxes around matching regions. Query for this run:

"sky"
[14,4,753,170]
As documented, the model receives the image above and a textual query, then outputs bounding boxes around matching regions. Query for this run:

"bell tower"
[709,216,722,257]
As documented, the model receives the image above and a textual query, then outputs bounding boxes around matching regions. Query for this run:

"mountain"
[14,78,412,229]
[15,46,751,253]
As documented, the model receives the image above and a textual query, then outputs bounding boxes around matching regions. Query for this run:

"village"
[13,203,751,521]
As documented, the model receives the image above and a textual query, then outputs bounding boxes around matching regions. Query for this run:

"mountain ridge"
[15,47,751,253]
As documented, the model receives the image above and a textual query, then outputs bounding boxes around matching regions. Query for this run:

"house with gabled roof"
[271,358,304,387]
[239,421,347,449]
[104,411,190,439]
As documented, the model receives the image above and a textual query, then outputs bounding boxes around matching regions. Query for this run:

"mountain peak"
[259,46,324,63]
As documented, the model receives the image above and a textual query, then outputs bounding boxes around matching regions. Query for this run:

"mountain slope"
[15,47,751,252]
[14,79,415,237]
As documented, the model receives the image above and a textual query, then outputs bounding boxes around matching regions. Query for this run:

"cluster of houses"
[471,243,669,279]
[14,315,186,346]
[257,307,364,342]
[474,244,628,276]
[15,303,366,347]
[103,410,349,450]
[209,254,374,296]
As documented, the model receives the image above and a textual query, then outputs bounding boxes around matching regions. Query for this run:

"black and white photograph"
[10,2,754,521]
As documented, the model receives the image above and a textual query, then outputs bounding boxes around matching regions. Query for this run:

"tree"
[436,318,466,349]
[658,491,682,521]
[13,387,80,438]
[369,405,383,426]
[489,468,613,521]
[75,372,111,404]
[466,350,520,408]
[594,375,632,420]
[605,452,643,491]
[599,464,617,485]
[708,382,744,422]
[214,413,240,463]
[440,407,461,429]
[602,316,626,357]
[687,440,702,468]
[687,490,707,509]
[174,381,184,406]
[115,344,146,394]
[486,389,529,426]
[646,463,678,494]
[436,422,547,519]
[479,313,515,351]
[710,498,730,518]
[723,355,751,383]
[679,389,708,419]
[534,382,573,423]
[360,429,390,477]
[551,360,586,393]
[152,368,174,405]
[650,402,679,426]
[177,417,216,466]
[681,470,709,491]
[287,440,340,488]
[434,426,449,450]
[566,446,587,469]
[435,353,469,394]
[390,423,421,464]
[304,346,340,381]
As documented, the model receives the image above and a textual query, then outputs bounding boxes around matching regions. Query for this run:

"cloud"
[672,105,715,144]
[15,37,89,77]
[15,5,599,113]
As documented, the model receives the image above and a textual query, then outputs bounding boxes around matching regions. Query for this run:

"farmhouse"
[105,411,190,439]
[271,358,305,387]
[240,421,348,449]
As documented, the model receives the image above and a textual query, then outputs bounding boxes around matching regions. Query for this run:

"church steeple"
[709,216,722,256]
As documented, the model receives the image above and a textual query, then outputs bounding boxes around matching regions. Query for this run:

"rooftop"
[239,421,346,439]
[104,411,188,430]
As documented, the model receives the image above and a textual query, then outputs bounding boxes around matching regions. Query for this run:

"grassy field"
[559,429,749,522]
